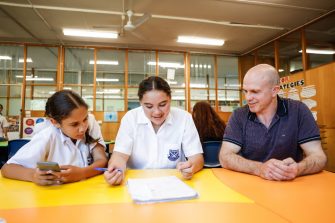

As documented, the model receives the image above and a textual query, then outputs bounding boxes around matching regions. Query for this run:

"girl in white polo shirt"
[104,76,204,186]
[1,90,108,186]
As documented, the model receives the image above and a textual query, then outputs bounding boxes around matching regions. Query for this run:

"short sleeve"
[297,102,321,144]
[1,116,10,128]
[87,114,106,150]
[181,113,203,157]
[7,131,50,168]
[113,112,135,155]
[223,110,243,147]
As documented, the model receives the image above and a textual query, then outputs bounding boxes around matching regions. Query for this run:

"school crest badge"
[168,149,180,161]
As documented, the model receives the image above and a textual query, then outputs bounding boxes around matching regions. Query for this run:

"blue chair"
[8,139,30,159]
[202,141,222,168]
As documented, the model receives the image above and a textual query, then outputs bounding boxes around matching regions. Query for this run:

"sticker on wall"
[104,112,118,122]
[24,127,34,135]
[287,88,300,101]
[311,111,317,121]
[25,118,35,126]
[36,118,45,124]
[167,68,175,80]
[22,117,47,138]
[220,106,233,112]
[278,89,286,98]
[300,85,316,98]
[302,99,317,109]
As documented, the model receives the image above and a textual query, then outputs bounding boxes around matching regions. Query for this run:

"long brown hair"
[192,101,226,142]
[45,90,98,144]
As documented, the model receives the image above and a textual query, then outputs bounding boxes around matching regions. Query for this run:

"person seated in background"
[1,90,108,185]
[192,101,226,143]
[219,64,326,181]
[104,76,204,186]
[0,104,10,141]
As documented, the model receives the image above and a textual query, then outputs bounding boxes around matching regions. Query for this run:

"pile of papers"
[127,176,198,204]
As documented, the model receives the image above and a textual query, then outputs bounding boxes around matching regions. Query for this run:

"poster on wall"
[104,112,118,122]
[7,117,20,140]
[279,75,318,120]
[22,117,46,138]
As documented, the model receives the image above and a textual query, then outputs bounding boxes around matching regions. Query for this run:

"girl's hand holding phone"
[57,165,86,183]
[32,168,62,186]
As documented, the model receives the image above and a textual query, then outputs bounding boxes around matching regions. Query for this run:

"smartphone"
[37,161,61,172]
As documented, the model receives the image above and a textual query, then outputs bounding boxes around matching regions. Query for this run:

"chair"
[7,139,30,159]
[202,141,222,168]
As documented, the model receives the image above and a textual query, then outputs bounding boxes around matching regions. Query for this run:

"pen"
[95,167,122,172]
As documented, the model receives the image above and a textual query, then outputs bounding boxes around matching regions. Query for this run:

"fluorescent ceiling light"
[147,61,184,69]
[218,97,238,101]
[96,89,121,94]
[16,75,33,78]
[16,76,57,82]
[96,78,119,82]
[26,77,54,81]
[167,81,178,85]
[278,69,284,72]
[0,56,12,60]
[182,83,207,88]
[191,64,212,69]
[299,49,335,55]
[103,95,122,99]
[171,96,185,100]
[223,84,241,87]
[19,58,33,63]
[89,60,119,65]
[177,36,224,46]
[63,28,118,39]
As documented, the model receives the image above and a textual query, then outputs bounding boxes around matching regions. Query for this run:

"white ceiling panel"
[0,0,334,54]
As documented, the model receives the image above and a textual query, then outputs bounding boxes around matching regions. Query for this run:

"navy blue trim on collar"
[276,96,288,117]
[247,96,288,121]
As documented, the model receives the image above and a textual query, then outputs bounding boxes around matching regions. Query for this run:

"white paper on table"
[127,176,198,204]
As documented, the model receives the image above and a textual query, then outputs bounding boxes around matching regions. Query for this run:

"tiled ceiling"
[0,0,334,55]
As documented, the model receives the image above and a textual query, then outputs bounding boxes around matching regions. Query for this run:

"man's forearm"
[298,154,327,176]
[220,153,262,176]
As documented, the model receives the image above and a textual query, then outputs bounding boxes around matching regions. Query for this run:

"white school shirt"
[0,115,10,138]
[114,106,203,169]
[7,114,105,168]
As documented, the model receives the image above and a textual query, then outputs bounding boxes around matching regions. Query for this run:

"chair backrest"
[8,139,30,159]
[202,141,222,168]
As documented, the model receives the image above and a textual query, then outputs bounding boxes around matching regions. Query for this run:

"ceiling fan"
[123,10,151,31]
[93,0,151,38]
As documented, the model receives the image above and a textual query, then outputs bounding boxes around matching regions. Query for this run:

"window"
[0,45,24,116]
[128,51,155,109]
[190,54,215,108]
[217,56,240,111]
[96,49,125,111]
[158,52,185,109]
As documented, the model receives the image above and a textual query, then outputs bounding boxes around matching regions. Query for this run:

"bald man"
[219,64,326,181]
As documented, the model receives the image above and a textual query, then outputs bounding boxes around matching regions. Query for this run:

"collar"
[137,106,173,125]
[58,128,71,144]
[58,127,82,146]
[247,96,288,121]
[137,107,151,124]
